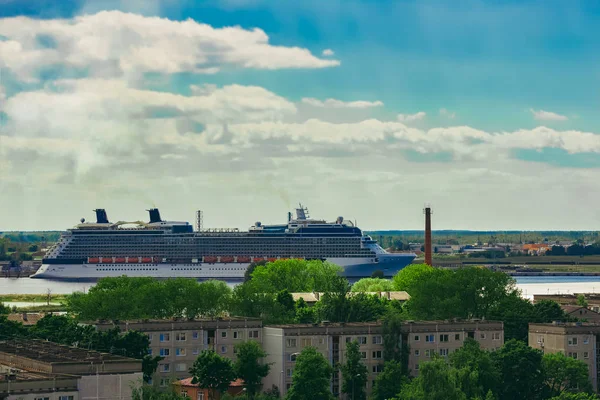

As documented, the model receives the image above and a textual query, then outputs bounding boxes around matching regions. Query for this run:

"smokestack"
[424,205,432,266]
[94,209,109,224]
[148,208,162,223]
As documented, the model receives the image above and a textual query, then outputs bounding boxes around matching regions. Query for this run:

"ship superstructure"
[32,205,416,280]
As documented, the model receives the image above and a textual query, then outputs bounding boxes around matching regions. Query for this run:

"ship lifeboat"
[221,256,234,263]
[128,257,139,263]
[204,256,218,263]
[115,257,126,263]
[253,256,265,262]
[101,257,113,263]
[141,257,152,263]
[88,257,100,264]
[267,257,277,263]
[237,256,251,263]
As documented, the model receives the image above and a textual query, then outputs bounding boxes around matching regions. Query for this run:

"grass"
[0,294,68,303]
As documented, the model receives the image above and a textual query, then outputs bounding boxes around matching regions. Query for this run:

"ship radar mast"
[296,203,310,220]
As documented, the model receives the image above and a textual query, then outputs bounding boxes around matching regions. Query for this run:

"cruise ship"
[31,206,416,280]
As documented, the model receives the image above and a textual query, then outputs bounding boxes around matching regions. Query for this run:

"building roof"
[7,312,46,326]
[176,377,245,388]
[291,293,319,303]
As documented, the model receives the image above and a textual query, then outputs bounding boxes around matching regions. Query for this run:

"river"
[2,276,600,298]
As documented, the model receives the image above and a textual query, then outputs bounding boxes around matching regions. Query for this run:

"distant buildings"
[0,338,142,400]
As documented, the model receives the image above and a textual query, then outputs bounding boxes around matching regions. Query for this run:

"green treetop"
[233,341,271,399]
[285,347,334,400]
[190,350,236,400]
[341,340,368,400]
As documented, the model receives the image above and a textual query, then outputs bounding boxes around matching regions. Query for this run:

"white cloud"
[530,109,568,121]
[440,108,456,119]
[0,11,340,82]
[322,49,334,56]
[397,112,426,123]
[301,98,384,109]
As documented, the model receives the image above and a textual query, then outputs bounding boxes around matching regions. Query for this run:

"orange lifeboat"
[253,256,265,262]
[128,257,139,263]
[115,257,126,263]
[141,257,152,263]
[101,257,113,263]
[237,256,251,263]
[221,256,234,263]
[267,257,277,263]
[88,257,100,264]
[204,256,218,263]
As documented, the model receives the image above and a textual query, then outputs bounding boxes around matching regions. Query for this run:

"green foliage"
[341,340,368,400]
[370,361,408,400]
[398,357,466,400]
[492,339,544,400]
[294,298,315,324]
[0,315,26,338]
[449,339,501,399]
[542,352,593,397]
[233,341,270,398]
[67,277,231,320]
[577,294,589,307]
[0,302,9,315]
[351,278,394,292]
[382,311,408,369]
[391,263,434,292]
[371,270,385,278]
[249,259,342,293]
[549,393,600,400]
[131,384,186,400]
[190,350,236,400]
[285,347,334,400]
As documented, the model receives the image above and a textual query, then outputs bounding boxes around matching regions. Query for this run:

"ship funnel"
[94,209,109,224]
[148,208,162,223]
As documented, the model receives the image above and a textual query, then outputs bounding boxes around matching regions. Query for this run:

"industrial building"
[0,339,143,400]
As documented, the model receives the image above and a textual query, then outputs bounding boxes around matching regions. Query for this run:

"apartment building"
[0,338,142,400]
[263,319,504,399]
[95,318,263,387]
[529,322,600,391]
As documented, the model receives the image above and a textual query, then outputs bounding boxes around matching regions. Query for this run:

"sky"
[1,0,600,231]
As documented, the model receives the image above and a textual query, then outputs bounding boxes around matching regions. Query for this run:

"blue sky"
[0,0,599,230]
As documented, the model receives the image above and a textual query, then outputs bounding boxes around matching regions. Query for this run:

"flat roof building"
[529,322,600,391]
[95,318,263,388]
[263,320,504,398]
[0,339,143,400]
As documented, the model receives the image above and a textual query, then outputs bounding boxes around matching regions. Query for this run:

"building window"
[584,337,590,345]
[568,337,578,346]
[439,349,449,356]
[425,350,431,357]
[345,337,353,343]
[249,330,259,338]
[192,331,199,340]
[176,333,186,341]
[568,352,578,359]
[160,333,170,342]
[35,397,50,400]
[425,335,435,343]
[176,363,187,372]
[287,368,293,377]
[161,364,170,372]
[319,338,325,345]
[221,331,227,338]
[415,363,419,370]
[176,348,186,356]
[440,334,449,342]
[455,334,461,341]
[286,338,297,348]
[197,393,205,400]
[357,337,367,345]
[193,348,199,355]
[492,332,501,340]
[584,352,590,359]
[148,348,153,356]
[414,350,420,357]
[59,397,75,400]
[414,335,420,341]
[301,338,311,347]
[160,348,170,356]
[233,331,242,339]
[289,353,298,362]
[537,335,545,344]
[221,345,227,354]
[147,333,153,341]
[372,364,384,373]
[480,333,486,339]
[360,351,367,359]
[160,378,168,387]
[372,335,383,344]
[372,350,383,359]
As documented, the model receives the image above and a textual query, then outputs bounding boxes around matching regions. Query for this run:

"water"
[2,275,600,297]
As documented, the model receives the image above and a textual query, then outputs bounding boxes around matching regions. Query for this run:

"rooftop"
[267,319,502,330]
[0,339,129,364]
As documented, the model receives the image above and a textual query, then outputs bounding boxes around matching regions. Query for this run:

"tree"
[391,263,434,292]
[285,347,334,400]
[0,302,9,315]
[294,298,315,324]
[371,270,384,279]
[315,275,352,323]
[398,357,466,400]
[190,350,236,400]
[542,352,593,397]
[245,260,267,282]
[577,294,589,308]
[492,339,544,400]
[351,278,394,292]
[381,310,408,372]
[131,384,187,400]
[341,340,368,400]
[449,339,500,399]
[370,361,408,400]
[550,393,600,400]
[234,341,271,399]
[249,259,342,293]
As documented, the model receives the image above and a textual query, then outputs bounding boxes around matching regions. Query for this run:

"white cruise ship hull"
[31,255,415,281]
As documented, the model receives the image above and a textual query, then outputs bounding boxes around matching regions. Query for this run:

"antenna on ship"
[196,210,204,232]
